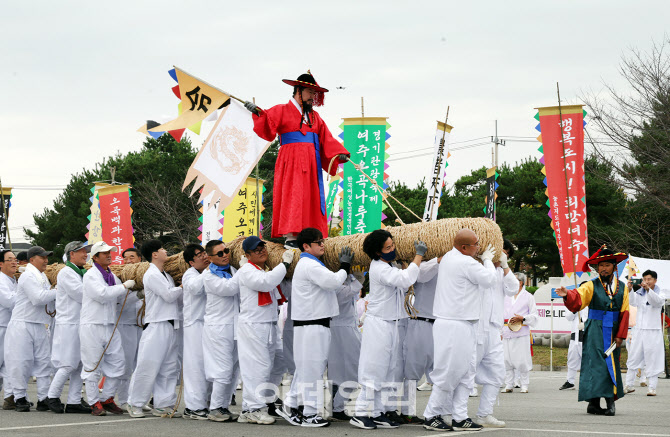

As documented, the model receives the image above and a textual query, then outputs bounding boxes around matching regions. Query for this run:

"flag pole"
[253,97,261,237]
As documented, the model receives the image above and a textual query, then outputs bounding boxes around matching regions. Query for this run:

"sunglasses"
[212,248,230,257]
[311,239,325,246]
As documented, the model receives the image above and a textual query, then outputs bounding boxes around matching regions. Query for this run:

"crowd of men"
[0,228,665,431]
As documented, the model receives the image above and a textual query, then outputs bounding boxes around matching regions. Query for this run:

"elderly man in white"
[277,228,352,427]
[127,239,183,418]
[202,240,241,422]
[625,270,667,396]
[4,246,57,412]
[46,241,92,414]
[80,241,136,416]
[0,250,18,409]
[236,236,293,425]
[422,229,496,432]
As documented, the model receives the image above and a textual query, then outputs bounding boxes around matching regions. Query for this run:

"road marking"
[0,417,159,431]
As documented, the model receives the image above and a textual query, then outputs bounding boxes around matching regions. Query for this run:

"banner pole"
[0,177,11,251]
[253,97,261,237]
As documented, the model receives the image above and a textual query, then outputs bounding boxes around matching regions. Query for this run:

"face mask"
[380,250,396,262]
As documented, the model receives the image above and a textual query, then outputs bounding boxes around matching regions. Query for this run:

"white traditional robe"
[502,287,538,390]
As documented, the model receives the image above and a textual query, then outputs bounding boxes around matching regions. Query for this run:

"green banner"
[340,117,389,235]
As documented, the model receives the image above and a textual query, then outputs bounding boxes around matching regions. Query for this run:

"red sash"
[248,262,287,307]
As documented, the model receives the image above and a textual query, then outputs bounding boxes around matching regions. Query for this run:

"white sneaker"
[469,387,478,397]
[247,409,275,425]
[142,403,153,412]
[624,386,635,394]
[520,387,529,393]
[127,404,146,418]
[476,415,506,428]
[417,382,433,391]
[647,389,657,396]
[152,407,182,418]
[237,411,254,423]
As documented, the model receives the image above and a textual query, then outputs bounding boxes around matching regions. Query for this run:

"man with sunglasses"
[202,241,241,422]
[180,243,211,420]
[277,228,353,427]
[236,236,294,425]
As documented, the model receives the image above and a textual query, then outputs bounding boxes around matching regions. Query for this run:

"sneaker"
[184,408,209,420]
[237,410,253,423]
[559,381,575,390]
[372,413,400,428]
[80,398,91,409]
[142,400,153,412]
[452,418,483,431]
[385,410,407,424]
[65,403,92,414]
[101,397,124,415]
[47,397,64,414]
[246,408,275,425]
[276,404,303,426]
[3,395,16,410]
[301,414,330,427]
[267,401,280,417]
[350,415,377,430]
[91,401,107,416]
[423,416,452,431]
[15,396,30,412]
[332,410,352,421]
[403,414,423,424]
[476,415,505,428]
[624,386,635,393]
[152,407,182,418]
[36,399,50,411]
[417,382,433,391]
[520,387,529,393]
[208,407,233,422]
[647,389,657,396]
[469,387,478,397]
[501,387,513,393]
[126,404,146,418]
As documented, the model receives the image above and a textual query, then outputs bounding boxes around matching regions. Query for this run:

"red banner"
[537,105,588,275]
[98,185,134,265]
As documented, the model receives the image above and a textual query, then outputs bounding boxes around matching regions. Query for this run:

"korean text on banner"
[423,121,452,222]
[183,100,271,215]
[98,185,134,265]
[537,105,588,275]
[221,178,265,242]
[340,117,389,235]
[0,187,12,250]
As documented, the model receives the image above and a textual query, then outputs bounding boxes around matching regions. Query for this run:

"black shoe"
[385,410,407,424]
[403,414,424,424]
[452,418,483,431]
[47,397,64,414]
[604,397,615,416]
[80,398,90,409]
[332,410,352,421]
[424,416,453,431]
[276,404,303,426]
[267,402,280,417]
[15,397,30,412]
[65,403,92,414]
[372,413,400,428]
[587,399,606,415]
[301,414,330,427]
[230,394,236,406]
[559,381,575,390]
[36,399,50,411]
[350,415,377,430]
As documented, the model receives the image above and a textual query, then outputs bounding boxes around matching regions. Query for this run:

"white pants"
[0,325,12,398]
[285,325,330,416]
[182,321,209,411]
[425,319,476,422]
[403,318,434,382]
[503,335,532,389]
[473,328,505,417]
[237,321,278,411]
[48,324,83,404]
[203,323,237,410]
[128,321,180,408]
[80,323,125,404]
[4,320,52,400]
[566,339,582,384]
[115,323,142,405]
[626,329,665,390]
[283,325,295,376]
[329,325,361,412]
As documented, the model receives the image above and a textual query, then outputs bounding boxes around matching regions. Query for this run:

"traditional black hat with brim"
[283,70,327,107]
[580,245,628,272]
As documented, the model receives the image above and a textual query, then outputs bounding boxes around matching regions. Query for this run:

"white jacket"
[291,255,347,321]
[55,266,84,325]
[412,258,440,320]
[11,263,56,324]
[331,275,363,327]
[367,259,419,321]
[182,267,207,326]
[202,266,240,326]
[630,285,666,330]
[237,262,286,323]
[143,263,183,325]
[81,264,126,325]
[0,271,17,326]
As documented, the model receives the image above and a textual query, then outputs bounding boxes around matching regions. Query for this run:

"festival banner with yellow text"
[220,178,265,242]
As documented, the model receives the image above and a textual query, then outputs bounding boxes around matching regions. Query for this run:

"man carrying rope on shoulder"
[127,240,183,418]
[80,241,136,416]
[243,71,349,248]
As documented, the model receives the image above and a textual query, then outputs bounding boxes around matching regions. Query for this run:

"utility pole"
[491,120,505,167]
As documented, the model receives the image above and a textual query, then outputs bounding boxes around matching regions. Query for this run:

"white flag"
[422,121,453,222]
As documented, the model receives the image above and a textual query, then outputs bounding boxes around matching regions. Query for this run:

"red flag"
[537,105,588,275]
[98,185,134,265]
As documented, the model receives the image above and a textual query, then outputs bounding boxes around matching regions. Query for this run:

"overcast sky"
[2,0,668,244]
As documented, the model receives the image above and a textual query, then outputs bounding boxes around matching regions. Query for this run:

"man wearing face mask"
[243,71,350,248]
[0,250,18,410]
[555,246,630,417]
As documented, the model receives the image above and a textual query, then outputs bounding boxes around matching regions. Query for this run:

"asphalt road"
[1,372,668,436]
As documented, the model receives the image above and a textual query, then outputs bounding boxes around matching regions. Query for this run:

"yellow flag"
[149,67,230,133]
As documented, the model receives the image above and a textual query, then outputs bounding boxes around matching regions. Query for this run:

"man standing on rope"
[244,71,350,247]
[4,246,57,413]
[555,246,630,416]
[202,240,241,422]
[422,229,496,432]
[127,240,183,418]
[0,250,18,410]
[80,241,136,416]
[46,241,92,414]
[236,236,294,425]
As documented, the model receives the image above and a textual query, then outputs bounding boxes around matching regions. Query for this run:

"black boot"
[47,397,64,414]
[604,397,615,416]
[586,398,605,415]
